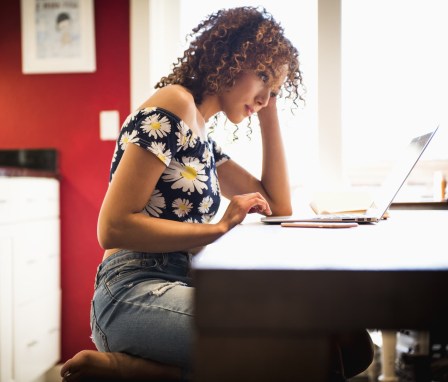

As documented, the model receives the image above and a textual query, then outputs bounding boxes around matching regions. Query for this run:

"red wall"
[0,0,130,361]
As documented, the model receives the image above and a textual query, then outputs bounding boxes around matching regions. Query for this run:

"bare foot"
[60,350,182,381]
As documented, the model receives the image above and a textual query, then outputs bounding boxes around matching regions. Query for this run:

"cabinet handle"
[27,340,38,348]
[0,199,7,204]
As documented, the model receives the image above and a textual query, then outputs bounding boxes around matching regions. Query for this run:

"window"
[342,0,448,200]
[131,0,447,203]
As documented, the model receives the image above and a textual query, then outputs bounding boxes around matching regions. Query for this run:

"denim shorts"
[90,249,194,370]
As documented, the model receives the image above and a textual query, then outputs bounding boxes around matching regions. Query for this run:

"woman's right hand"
[218,192,272,231]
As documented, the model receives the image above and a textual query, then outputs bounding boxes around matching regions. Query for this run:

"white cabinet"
[0,238,13,382]
[0,177,60,382]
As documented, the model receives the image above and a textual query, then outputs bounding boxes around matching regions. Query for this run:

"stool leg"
[379,330,398,382]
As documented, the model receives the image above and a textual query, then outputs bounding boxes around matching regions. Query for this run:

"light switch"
[100,110,120,141]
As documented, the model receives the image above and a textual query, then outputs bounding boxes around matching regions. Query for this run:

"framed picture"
[21,0,96,74]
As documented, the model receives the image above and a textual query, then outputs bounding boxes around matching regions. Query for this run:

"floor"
[38,364,62,382]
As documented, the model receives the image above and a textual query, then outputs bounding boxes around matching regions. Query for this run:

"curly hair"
[155,6,304,106]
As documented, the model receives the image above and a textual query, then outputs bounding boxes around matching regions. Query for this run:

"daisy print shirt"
[110,107,230,224]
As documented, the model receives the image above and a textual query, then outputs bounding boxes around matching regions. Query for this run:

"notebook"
[261,126,439,224]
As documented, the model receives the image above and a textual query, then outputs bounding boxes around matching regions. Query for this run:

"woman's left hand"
[257,94,278,122]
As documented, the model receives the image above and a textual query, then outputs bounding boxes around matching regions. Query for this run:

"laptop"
[261,126,439,224]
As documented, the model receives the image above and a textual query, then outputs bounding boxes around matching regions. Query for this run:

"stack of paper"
[309,190,374,214]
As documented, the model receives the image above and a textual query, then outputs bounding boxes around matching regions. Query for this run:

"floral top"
[109,107,230,224]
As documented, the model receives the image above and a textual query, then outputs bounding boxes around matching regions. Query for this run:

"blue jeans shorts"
[90,249,194,370]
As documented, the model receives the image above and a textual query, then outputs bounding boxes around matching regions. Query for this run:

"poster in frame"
[21,0,96,74]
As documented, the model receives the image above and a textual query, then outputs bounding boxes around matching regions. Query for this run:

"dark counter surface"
[0,149,58,178]
[0,166,59,178]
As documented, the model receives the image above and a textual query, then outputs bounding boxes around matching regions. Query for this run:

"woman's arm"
[218,97,292,216]
[97,143,271,253]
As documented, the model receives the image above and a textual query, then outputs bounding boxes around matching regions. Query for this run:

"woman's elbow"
[97,216,121,249]
[97,225,114,250]
[275,207,293,217]
[271,203,293,217]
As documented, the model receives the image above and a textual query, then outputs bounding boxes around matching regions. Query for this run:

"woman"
[61,6,372,381]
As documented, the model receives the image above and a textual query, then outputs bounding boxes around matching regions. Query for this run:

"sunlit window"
[133,0,446,203]
[341,0,448,199]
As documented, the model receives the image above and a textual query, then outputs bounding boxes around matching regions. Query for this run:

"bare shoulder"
[141,85,196,125]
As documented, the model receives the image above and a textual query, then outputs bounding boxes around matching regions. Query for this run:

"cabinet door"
[39,290,61,369]
[13,290,61,382]
[0,176,61,382]
[13,218,60,306]
[0,238,13,382]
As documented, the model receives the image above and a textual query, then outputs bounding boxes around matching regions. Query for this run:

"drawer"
[0,177,59,224]
[16,177,59,221]
[14,290,61,382]
[0,181,14,225]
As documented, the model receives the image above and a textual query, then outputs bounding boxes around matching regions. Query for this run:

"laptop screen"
[372,127,439,218]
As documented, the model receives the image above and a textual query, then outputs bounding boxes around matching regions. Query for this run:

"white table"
[192,210,448,381]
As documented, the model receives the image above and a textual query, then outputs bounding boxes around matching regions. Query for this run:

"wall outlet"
[100,110,120,140]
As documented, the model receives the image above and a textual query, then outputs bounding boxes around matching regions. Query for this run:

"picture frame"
[20,0,96,74]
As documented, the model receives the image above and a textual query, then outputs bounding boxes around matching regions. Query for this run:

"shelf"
[390,201,448,210]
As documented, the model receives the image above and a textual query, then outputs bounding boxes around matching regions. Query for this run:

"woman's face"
[218,66,288,124]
